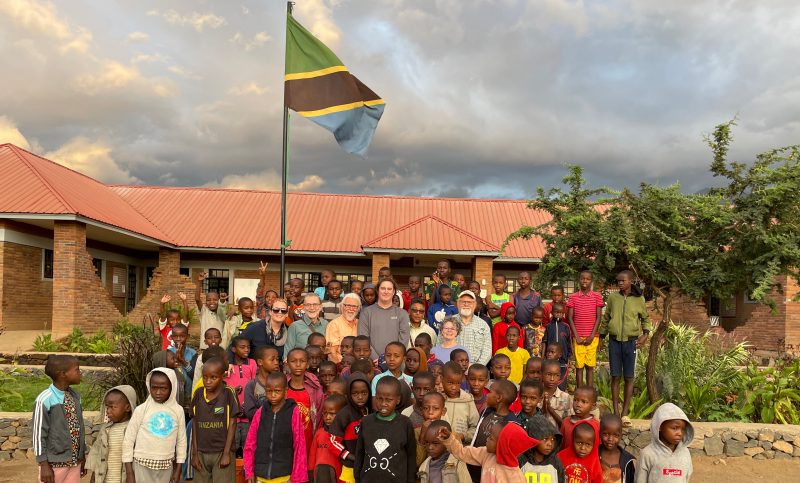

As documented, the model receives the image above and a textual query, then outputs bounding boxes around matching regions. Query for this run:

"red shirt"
[566,291,604,337]
[288,385,313,457]
[560,416,600,455]
[309,426,344,482]
[542,302,557,325]
[558,445,603,483]
[401,290,426,313]
[491,321,526,355]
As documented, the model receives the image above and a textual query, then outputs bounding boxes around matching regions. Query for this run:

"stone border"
[0,352,121,367]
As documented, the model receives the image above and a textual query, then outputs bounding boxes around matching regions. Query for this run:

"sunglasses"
[271,307,289,314]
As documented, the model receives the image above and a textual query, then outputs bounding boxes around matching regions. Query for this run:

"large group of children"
[33,261,695,483]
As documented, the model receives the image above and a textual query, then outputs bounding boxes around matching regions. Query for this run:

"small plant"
[683,378,717,420]
[62,327,89,352]
[32,333,59,352]
[0,370,24,408]
[102,318,161,402]
[87,330,116,354]
[738,359,800,424]
[627,390,661,420]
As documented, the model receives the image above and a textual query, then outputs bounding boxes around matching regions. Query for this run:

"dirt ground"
[1,455,798,482]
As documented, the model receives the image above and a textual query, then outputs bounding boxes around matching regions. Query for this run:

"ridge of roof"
[5,144,75,213]
[363,214,500,251]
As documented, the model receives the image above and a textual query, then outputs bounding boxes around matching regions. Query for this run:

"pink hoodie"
[243,400,307,481]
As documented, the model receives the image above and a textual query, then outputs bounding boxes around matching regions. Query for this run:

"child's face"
[239,300,255,319]
[579,272,593,291]
[362,289,376,305]
[506,328,520,349]
[526,360,542,380]
[552,307,565,320]
[340,354,355,371]
[307,347,323,371]
[531,309,544,326]
[202,364,225,392]
[535,434,557,457]
[318,365,337,388]
[287,351,309,377]
[327,381,347,397]
[440,288,452,304]
[171,328,188,347]
[442,371,463,399]
[659,419,686,450]
[572,389,595,418]
[486,384,503,409]
[422,395,445,421]
[265,379,287,407]
[436,261,450,279]
[469,283,482,300]
[425,428,446,459]
[353,341,371,360]
[104,391,131,423]
[543,364,561,390]
[258,350,280,374]
[408,277,421,293]
[487,305,500,318]
[486,424,503,454]
[453,352,469,373]
[350,281,363,294]
[517,272,531,289]
[573,429,595,458]
[321,271,334,285]
[233,340,250,360]
[350,380,370,408]
[206,292,219,311]
[601,420,623,451]
[167,313,181,326]
[149,373,172,404]
[616,273,632,293]
[412,378,434,407]
[384,345,405,372]
[491,358,510,380]
[453,273,466,288]
[266,291,278,308]
[405,349,420,374]
[165,351,177,369]
[492,276,506,293]
[545,344,562,361]
[550,288,564,303]
[340,339,354,356]
[505,307,517,322]
[290,279,304,297]
[414,337,432,356]
[327,283,342,300]
[409,304,426,324]
[467,369,488,396]
[322,400,341,426]
[520,386,542,415]
[379,269,391,280]
[374,385,400,417]
[62,362,82,386]
[205,330,222,348]
[430,365,442,384]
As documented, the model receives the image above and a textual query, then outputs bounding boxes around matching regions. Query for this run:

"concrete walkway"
[0,330,40,352]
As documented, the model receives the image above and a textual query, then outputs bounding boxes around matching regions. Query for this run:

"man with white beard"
[438,290,492,365]
[325,292,361,363]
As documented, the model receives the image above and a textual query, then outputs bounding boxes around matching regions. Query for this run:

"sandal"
[622,415,633,428]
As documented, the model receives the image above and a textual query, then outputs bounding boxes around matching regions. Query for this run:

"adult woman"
[431,316,469,362]
[241,298,289,360]
[357,278,410,360]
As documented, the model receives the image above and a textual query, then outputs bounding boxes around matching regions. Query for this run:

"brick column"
[371,253,390,282]
[472,256,494,294]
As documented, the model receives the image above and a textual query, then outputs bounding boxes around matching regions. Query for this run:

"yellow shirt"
[495,346,530,384]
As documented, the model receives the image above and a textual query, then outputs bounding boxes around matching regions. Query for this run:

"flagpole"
[280,0,294,298]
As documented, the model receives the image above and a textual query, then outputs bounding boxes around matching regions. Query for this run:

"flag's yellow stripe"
[284,65,348,81]
[298,99,386,117]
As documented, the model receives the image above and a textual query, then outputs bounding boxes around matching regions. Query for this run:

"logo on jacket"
[147,411,175,438]
[662,468,683,476]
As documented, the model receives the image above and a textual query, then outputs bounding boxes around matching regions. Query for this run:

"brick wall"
[472,256,494,294]
[371,253,390,282]
[126,248,196,329]
[51,221,122,338]
[0,241,53,331]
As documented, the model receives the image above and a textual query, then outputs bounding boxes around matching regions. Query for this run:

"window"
[92,258,103,281]
[43,249,54,279]
[505,279,518,294]
[561,280,577,297]
[179,267,190,277]
[336,273,369,292]
[708,295,736,317]
[289,272,321,292]
[205,269,230,294]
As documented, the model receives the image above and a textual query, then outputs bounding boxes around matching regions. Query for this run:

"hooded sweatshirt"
[244,398,307,481]
[122,368,187,464]
[557,421,603,483]
[600,443,636,483]
[329,373,373,470]
[443,422,538,483]
[442,389,480,443]
[636,403,694,483]
[491,302,525,354]
[86,385,138,483]
[519,414,565,483]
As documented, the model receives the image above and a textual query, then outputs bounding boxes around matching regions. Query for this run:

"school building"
[0,143,797,353]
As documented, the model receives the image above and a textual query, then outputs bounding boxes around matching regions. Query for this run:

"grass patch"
[0,373,103,412]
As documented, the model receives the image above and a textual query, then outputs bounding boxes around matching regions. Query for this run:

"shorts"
[573,336,599,368]
[40,465,80,483]
[609,337,637,378]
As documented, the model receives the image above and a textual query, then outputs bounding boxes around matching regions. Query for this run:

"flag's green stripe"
[285,71,382,113]
[285,15,343,75]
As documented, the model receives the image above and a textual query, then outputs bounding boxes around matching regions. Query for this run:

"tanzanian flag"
[285,14,385,157]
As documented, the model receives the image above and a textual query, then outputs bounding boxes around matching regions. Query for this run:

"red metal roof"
[363,215,500,253]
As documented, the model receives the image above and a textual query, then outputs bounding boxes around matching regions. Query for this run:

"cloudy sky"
[1,0,799,199]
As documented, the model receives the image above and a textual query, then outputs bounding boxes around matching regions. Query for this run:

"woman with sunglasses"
[241,298,289,360]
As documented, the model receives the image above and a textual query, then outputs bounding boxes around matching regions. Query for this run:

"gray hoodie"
[636,403,694,483]
[86,385,138,482]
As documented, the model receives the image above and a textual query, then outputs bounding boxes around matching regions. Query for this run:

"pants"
[193,451,236,483]
[40,465,80,483]
[235,421,250,454]
[133,462,173,483]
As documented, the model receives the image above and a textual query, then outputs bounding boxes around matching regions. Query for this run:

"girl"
[404,347,427,378]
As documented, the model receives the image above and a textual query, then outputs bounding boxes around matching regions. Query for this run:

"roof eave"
[178,246,366,257]
[362,247,500,257]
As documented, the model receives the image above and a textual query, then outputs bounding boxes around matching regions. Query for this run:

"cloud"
[131,53,166,64]
[229,31,271,51]
[44,137,139,184]
[74,61,175,97]
[0,116,32,150]
[167,65,201,80]
[205,170,325,192]
[147,9,226,32]
[0,0,91,52]
[127,31,149,43]
[228,82,268,96]
[294,0,341,47]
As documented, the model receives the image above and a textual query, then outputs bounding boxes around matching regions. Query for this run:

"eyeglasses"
[342,304,359,310]
[304,303,321,308]
[271,307,288,314]
[410,309,425,313]
[442,326,456,331]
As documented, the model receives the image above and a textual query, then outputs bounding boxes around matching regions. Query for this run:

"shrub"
[32,333,59,352]
[102,318,161,403]
[738,358,800,424]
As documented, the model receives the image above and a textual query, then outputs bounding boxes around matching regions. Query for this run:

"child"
[360,282,377,307]
[561,385,600,453]
[158,292,188,350]
[321,279,344,322]
[34,355,86,483]
[123,368,186,483]
[519,414,565,483]
[495,325,530,384]
[487,304,502,326]
[466,364,489,415]
[315,269,336,300]
[512,271,542,326]
[450,348,470,376]
[491,303,523,354]
[86,385,137,483]
[190,357,238,482]
[309,394,347,483]
[372,341,413,393]
[440,362,479,444]
[437,420,538,483]
[567,270,604,387]
[543,285,566,324]
[327,378,348,398]
[409,299,437,348]
[222,296,257,349]
[152,349,188,414]
[224,336,257,456]
[330,373,372,483]
[286,348,324,457]
[417,420,471,483]
[516,379,544,433]
[471,379,518,459]
[427,285,458,333]
[557,421,603,483]
[307,344,325,375]
[354,377,416,483]
[339,354,356,376]
[318,360,338,394]
[453,273,467,293]
[170,323,198,393]
[352,335,372,362]
[523,306,546,358]
[402,371,435,429]
[243,371,307,483]
[414,333,439,365]
[402,276,425,313]
[429,360,444,393]
[425,259,458,305]
[484,274,510,313]
[525,356,543,381]
[350,279,364,296]
[543,302,572,391]
[195,271,228,349]
[414,391,448,470]
[541,359,572,428]
[189,328,221,392]
[636,403,693,483]
[340,336,355,359]
[488,353,512,388]
[404,346,426,378]
[599,414,636,483]
[242,345,281,420]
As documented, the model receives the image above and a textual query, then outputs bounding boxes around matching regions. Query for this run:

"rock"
[705,435,724,456]
[7,436,21,443]
[713,458,726,465]
[779,432,795,442]
[732,432,748,443]
[26,448,34,460]
[721,431,734,442]
[0,452,11,462]
[0,440,15,451]
[744,439,759,448]
[15,426,32,438]
[17,438,32,450]
[746,430,759,439]
[793,438,800,448]
[744,446,765,456]
[10,422,19,427]
[0,421,11,430]
[774,452,792,460]
[0,427,16,437]
[704,428,715,438]
[764,450,775,459]
[725,440,745,457]
[632,432,651,448]
[758,430,775,442]
[794,447,800,458]
[12,450,26,460]
[760,441,773,450]
[753,453,766,460]
[689,437,705,450]
[773,441,794,454]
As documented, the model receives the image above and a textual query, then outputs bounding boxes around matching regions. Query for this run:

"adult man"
[326,292,361,363]
[358,278,410,360]
[283,293,329,357]
[438,290,492,365]
[424,259,460,305]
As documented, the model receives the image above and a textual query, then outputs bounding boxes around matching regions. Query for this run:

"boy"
[402,275,426,313]
[87,385,137,483]
[188,327,218,392]
[567,270,604,387]
[409,299,437,348]
[468,280,487,317]
[543,285,566,324]
[242,345,280,420]
[519,414,565,483]
[557,421,602,483]
[350,279,364,296]
[495,325,530,384]
[425,259,459,305]
[307,344,325,375]
[541,359,572,428]
[488,353,512,388]
[195,271,228,349]
[484,274,509,312]
[222,296,257,349]
[417,420,471,483]
[491,303,523,354]
[327,378,348,398]
[286,348,325,457]
[315,269,337,300]
[372,341,413,393]
[561,385,600,453]
[224,336,256,456]
[512,271,542,326]
[340,335,355,360]
[402,371,435,429]
[453,273,467,293]
[466,364,490,415]
[450,348,470,378]
[123,368,186,483]
[308,332,328,352]
[471,380,518,457]
[523,306,546,358]
[339,354,356,376]
[525,356,543,381]
[34,355,86,483]
[440,361,479,443]
[415,390,448,470]
[309,394,347,482]
[543,302,572,390]
[330,373,372,483]
[600,269,651,421]
[637,403,693,483]
[414,333,439,365]
[487,304,502,326]
[516,378,544,433]
[354,377,416,483]
[158,292,189,350]
[318,360,338,394]
[599,414,636,483]
[190,357,238,482]
[427,285,457,333]
[321,279,344,322]
[352,335,372,362]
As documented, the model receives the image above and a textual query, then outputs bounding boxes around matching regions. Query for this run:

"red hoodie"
[492,302,526,354]
[444,422,539,483]
[557,421,603,483]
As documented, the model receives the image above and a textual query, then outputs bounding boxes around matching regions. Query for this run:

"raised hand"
[436,425,451,442]
[178,292,187,301]
[161,294,171,304]
[258,261,268,276]
[197,271,208,282]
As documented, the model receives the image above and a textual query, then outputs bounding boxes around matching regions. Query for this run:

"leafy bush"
[102,319,161,403]
[87,330,116,354]
[738,358,800,424]
[62,327,89,352]
[32,333,59,352]
[0,370,24,408]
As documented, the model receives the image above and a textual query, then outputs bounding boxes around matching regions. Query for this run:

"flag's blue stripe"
[305,103,385,157]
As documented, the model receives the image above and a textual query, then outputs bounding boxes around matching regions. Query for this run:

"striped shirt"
[566,290,604,337]
[321,299,342,322]
[105,424,126,483]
